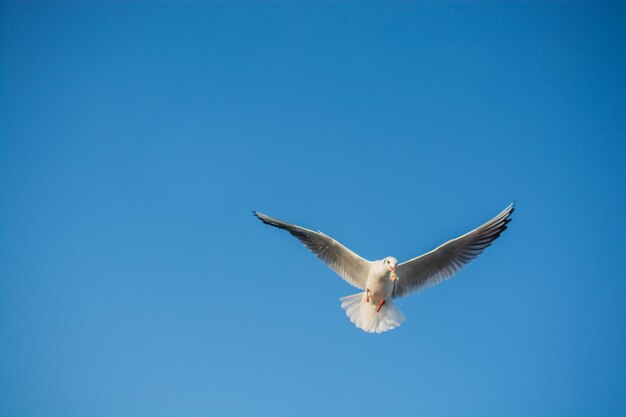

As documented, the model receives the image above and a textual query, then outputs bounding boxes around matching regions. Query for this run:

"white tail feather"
[339,292,405,333]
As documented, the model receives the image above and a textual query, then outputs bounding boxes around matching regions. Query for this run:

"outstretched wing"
[393,203,514,298]
[254,212,371,290]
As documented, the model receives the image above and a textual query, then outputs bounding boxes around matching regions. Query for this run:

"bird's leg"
[376,299,386,312]
[366,288,371,303]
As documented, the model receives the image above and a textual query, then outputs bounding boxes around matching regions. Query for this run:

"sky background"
[1,2,625,416]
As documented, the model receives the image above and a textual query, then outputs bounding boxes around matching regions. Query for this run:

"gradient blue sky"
[1,2,625,416]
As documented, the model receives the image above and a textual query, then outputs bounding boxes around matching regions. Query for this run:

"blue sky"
[1,2,625,416]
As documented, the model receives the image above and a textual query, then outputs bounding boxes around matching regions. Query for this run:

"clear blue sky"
[1,2,625,416]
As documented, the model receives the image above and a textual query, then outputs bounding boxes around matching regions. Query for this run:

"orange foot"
[366,288,371,303]
[376,299,386,312]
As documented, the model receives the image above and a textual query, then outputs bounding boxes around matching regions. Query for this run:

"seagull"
[254,203,514,333]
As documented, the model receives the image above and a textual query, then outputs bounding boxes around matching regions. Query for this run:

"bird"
[253,203,514,333]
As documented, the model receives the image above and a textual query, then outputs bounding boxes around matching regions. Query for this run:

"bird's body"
[339,258,405,333]
[254,204,514,333]
[365,261,395,306]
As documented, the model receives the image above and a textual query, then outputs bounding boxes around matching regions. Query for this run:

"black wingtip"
[507,202,516,220]
[252,210,265,221]
[252,210,266,223]
[252,211,275,227]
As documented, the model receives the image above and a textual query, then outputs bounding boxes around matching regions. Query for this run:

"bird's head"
[383,257,399,281]
[383,256,398,272]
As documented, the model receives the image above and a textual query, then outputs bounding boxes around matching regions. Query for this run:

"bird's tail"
[339,292,405,334]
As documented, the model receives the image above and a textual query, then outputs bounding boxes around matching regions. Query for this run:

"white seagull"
[254,204,514,333]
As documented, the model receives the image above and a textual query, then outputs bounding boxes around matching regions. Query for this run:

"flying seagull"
[254,204,514,333]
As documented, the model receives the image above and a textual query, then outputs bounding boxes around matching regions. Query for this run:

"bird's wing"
[254,212,371,290]
[393,203,514,298]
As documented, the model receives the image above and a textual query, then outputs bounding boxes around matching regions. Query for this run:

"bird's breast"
[365,271,394,300]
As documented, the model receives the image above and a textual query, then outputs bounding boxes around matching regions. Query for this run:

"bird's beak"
[390,268,399,282]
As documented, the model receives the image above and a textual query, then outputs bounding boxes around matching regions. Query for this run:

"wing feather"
[254,212,371,290]
[393,203,514,298]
